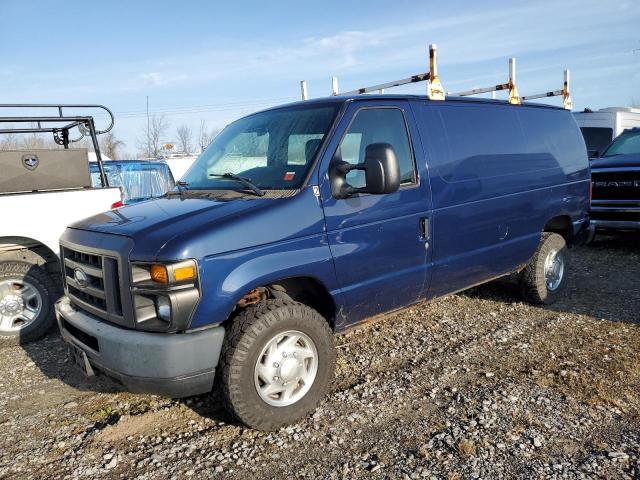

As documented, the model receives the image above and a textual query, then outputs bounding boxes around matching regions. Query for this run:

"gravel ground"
[1,233,639,479]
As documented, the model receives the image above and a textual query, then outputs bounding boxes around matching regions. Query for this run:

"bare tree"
[632,98,640,108]
[198,120,219,152]
[139,114,170,158]
[21,132,46,150]
[100,132,125,160]
[0,130,19,150]
[176,124,193,154]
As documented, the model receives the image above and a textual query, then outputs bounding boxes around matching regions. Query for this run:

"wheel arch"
[543,215,573,245]
[268,277,337,329]
[227,276,338,331]
[0,236,61,279]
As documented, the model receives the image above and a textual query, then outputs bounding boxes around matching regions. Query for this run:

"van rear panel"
[412,100,589,296]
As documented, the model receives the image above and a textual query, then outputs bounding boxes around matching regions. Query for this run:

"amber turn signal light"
[173,265,197,282]
[150,264,169,284]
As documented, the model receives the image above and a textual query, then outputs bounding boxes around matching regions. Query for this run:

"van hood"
[591,154,640,169]
[71,196,263,237]
[69,189,324,261]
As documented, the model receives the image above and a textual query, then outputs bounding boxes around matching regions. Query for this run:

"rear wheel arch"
[543,215,573,245]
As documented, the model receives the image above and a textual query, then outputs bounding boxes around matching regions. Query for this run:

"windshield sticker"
[283,172,295,181]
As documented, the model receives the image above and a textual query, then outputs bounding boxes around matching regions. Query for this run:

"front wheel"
[518,232,568,305]
[219,299,335,430]
[0,260,59,343]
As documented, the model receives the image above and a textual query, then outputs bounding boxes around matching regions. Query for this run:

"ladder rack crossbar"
[521,89,564,101]
[337,73,431,96]
[449,83,510,97]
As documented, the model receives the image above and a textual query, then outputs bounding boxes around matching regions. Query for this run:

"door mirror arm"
[329,160,367,199]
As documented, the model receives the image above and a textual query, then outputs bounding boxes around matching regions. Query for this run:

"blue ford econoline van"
[56,95,589,430]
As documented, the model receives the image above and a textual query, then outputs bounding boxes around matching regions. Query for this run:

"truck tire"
[584,225,596,245]
[0,260,59,343]
[518,232,568,305]
[219,299,336,430]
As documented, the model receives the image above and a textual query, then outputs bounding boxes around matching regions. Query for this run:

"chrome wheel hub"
[0,280,42,332]
[544,249,564,291]
[254,330,318,407]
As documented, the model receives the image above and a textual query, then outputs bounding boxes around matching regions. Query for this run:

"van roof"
[263,94,568,113]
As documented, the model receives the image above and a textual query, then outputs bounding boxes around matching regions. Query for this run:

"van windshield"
[601,129,640,157]
[181,104,339,191]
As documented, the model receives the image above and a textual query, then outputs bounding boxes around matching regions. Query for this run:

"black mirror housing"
[329,142,401,199]
[363,143,401,194]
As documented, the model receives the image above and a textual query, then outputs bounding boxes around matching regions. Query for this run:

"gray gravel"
[1,233,639,479]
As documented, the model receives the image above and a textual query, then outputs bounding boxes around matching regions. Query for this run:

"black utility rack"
[0,103,115,187]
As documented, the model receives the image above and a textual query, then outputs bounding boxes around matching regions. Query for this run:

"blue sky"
[1,0,638,155]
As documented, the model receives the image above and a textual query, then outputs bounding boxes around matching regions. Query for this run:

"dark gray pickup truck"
[588,127,640,241]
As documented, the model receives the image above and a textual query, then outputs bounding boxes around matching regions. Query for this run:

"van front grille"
[62,246,124,323]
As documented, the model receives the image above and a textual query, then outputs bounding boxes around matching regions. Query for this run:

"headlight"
[131,259,201,332]
[156,296,172,322]
[143,260,198,285]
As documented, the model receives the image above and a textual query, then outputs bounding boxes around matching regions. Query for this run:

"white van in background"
[573,107,640,158]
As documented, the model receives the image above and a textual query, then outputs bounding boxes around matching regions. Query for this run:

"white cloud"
[137,71,189,88]
[139,72,164,86]
[304,30,381,66]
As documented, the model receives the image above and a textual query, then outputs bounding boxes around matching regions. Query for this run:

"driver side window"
[335,108,416,188]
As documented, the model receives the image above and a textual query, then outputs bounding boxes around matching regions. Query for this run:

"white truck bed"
[0,187,121,255]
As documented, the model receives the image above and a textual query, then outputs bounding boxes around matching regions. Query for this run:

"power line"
[90,96,299,119]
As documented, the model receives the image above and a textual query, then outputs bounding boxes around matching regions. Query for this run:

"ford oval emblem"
[22,154,39,171]
[73,268,88,288]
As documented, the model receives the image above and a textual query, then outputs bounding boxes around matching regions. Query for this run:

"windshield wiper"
[209,173,265,197]
[173,180,189,198]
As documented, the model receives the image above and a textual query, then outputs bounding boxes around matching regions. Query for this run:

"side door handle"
[419,217,430,249]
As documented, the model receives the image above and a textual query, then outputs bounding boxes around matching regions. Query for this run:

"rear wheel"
[219,299,335,430]
[518,232,568,304]
[0,260,58,343]
[584,225,597,245]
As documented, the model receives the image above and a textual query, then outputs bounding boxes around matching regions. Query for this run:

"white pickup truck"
[0,105,121,343]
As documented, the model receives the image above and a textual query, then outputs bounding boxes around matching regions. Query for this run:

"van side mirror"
[329,142,401,199]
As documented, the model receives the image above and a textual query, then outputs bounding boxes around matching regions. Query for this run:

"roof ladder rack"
[448,57,521,105]
[299,44,445,101]
[299,44,573,110]
[521,69,572,110]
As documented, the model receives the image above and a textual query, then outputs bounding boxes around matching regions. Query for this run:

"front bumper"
[55,296,224,398]
[590,219,640,231]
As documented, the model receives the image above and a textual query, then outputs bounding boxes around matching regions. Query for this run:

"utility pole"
[146,95,150,157]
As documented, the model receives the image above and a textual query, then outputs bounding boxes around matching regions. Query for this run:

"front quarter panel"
[189,234,342,329]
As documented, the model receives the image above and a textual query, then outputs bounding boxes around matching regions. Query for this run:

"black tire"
[518,232,568,305]
[584,226,597,245]
[0,260,59,343]
[219,299,335,431]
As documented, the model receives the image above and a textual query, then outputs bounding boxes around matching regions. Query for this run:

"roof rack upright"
[0,104,115,186]
[448,57,521,105]
[300,44,446,101]
[521,69,572,110]
[299,44,573,110]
